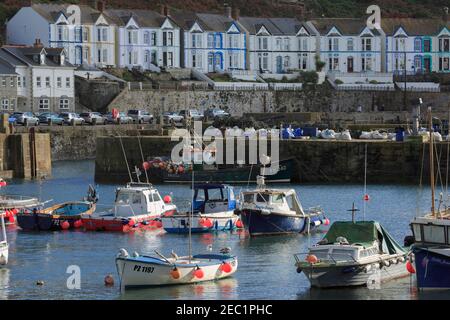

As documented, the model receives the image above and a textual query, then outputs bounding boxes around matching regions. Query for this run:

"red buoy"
[128,219,136,227]
[324,218,330,226]
[235,219,243,229]
[142,162,150,171]
[178,166,185,174]
[220,262,232,273]
[363,194,370,201]
[0,181,7,187]
[203,219,213,228]
[306,254,319,264]
[194,267,204,279]
[61,221,70,230]
[73,220,83,229]
[155,221,162,228]
[8,216,14,223]
[163,195,172,204]
[406,260,416,274]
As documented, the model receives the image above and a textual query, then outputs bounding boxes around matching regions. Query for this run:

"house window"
[75,27,82,42]
[102,49,108,63]
[423,39,431,53]
[151,51,157,64]
[66,77,71,88]
[284,56,290,68]
[362,55,372,71]
[1,78,5,87]
[439,38,450,52]
[214,34,222,48]
[102,28,108,42]
[347,38,354,51]
[144,32,150,44]
[45,77,50,88]
[128,30,138,45]
[284,38,290,51]
[259,37,268,50]
[207,34,214,48]
[17,77,21,87]
[22,77,26,88]
[151,32,157,46]
[299,53,308,70]
[36,77,41,88]
[167,32,173,46]
[167,52,173,67]
[276,37,282,50]
[229,52,239,69]
[328,56,339,71]
[57,26,64,41]
[439,57,450,71]
[414,38,422,51]
[302,38,308,51]
[39,98,49,110]
[163,32,167,46]
[59,98,69,109]
[362,38,372,51]
[83,27,89,42]
[84,47,89,62]
[1,99,9,110]
[144,50,150,63]
[10,78,14,87]
[57,77,62,88]
[395,38,405,51]
[328,38,339,51]
[414,56,422,71]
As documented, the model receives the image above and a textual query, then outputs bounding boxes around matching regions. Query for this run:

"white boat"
[0,211,8,266]
[162,184,240,233]
[116,249,238,288]
[82,183,177,232]
[295,219,409,288]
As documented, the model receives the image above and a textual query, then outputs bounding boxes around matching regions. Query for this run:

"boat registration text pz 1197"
[134,265,154,273]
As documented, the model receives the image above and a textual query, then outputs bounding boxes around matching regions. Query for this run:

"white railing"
[395,82,440,92]
[336,83,396,91]
[328,71,394,84]
[269,83,303,91]
[213,82,269,91]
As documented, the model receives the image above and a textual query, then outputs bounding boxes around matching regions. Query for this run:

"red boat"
[82,183,177,232]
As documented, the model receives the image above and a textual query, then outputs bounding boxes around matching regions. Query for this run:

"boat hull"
[82,211,170,232]
[413,246,450,289]
[162,211,239,234]
[116,254,238,288]
[238,209,324,236]
[300,259,409,288]
[0,242,8,266]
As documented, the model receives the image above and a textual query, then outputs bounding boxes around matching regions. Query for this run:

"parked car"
[38,112,64,125]
[204,109,230,121]
[59,112,85,126]
[163,112,184,124]
[12,112,39,126]
[80,112,106,125]
[179,109,204,121]
[104,112,133,124]
[127,109,154,124]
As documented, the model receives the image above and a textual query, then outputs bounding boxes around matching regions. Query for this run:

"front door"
[424,57,431,73]
[276,56,283,73]
[214,53,223,72]
[347,57,354,73]
[208,52,214,72]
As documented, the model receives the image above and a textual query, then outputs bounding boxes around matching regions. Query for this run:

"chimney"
[33,38,43,48]
[161,5,170,17]
[444,7,449,22]
[232,8,240,21]
[225,5,232,19]
[97,0,105,12]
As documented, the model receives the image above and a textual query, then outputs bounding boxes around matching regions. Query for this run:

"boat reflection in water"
[0,268,10,299]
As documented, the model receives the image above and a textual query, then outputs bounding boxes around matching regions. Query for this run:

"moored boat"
[295,220,410,288]
[82,183,176,232]
[162,184,241,234]
[235,176,328,236]
[0,212,7,266]
[116,249,238,288]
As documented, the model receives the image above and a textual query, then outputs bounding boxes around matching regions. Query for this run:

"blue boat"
[236,176,328,236]
[412,244,450,289]
[162,184,241,234]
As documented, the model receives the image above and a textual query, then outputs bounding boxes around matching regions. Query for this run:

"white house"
[382,18,450,74]
[310,19,383,74]
[105,9,181,70]
[0,42,75,113]
[7,3,116,68]
[172,10,247,73]
[238,17,317,74]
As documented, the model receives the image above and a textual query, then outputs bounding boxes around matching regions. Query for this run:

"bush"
[334,79,344,85]
[315,55,326,72]
[300,71,319,85]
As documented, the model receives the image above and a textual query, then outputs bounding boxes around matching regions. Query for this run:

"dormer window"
[40,53,46,65]
[61,54,65,65]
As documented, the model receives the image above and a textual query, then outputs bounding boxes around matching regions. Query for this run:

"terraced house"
[6,2,116,67]
[0,42,75,113]
[105,8,181,70]
[310,19,383,74]
[237,17,317,74]
[382,18,450,74]
[172,9,247,73]
[0,61,18,112]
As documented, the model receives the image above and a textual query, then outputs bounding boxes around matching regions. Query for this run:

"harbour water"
[0,160,449,300]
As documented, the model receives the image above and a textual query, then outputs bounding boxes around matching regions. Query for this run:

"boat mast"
[429,107,436,217]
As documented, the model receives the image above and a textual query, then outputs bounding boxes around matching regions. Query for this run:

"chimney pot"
[225,6,232,18]
[232,8,240,21]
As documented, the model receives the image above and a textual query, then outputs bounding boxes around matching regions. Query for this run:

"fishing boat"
[82,183,177,232]
[295,216,410,288]
[235,176,328,236]
[16,186,97,231]
[116,122,238,289]
[116,249,238,288]
[143,157,294,184]
[162,184,242,234]
[409,107,450,289]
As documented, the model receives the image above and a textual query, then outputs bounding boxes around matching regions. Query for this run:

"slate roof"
[238,16,310,35]
[309,18,379,36]
[31,3,114,25]
[381,18,449,36]
[0,60,18,75]
[104,9,178,28]
[1,46,74,68]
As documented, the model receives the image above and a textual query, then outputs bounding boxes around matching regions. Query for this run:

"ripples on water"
[0,160,449,300]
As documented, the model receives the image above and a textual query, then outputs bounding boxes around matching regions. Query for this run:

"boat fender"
[398,257,405,263]
[390,258,398,265]
[310,220,321,227]
[261,209,271,216]
[305,254,319,264]
[61,220,70,230]
[219,262,232,273]
[406,260,416,274]
[383,260,390,267]
[364,265,372,273]
[372,263,380,270]
[235,219,243,229]
[194,266,204,279]
[296,267,302,274]
[170,267,181,280]
[132,252,139,258]
[117,248,129,258]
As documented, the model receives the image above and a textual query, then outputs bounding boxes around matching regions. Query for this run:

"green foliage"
[314,55,326,72]
[300,71,319,85]
[334,79,344,85]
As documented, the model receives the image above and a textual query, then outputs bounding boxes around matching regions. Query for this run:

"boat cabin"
[240,189,305,216]
[411,216,450,246]
[114,183,167,217]
[193,184,236,214]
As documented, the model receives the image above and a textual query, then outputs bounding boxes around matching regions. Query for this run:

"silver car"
[178,109,204,121]
[80,112,106,125]
[12,112,39,126]
[60,112,85,126]
[127,110,154,124]
[163,112,184,124]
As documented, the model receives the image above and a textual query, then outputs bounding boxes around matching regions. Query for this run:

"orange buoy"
[170,267,181,280]
[406,260,416,274]
[104,274,114,286]
[198,218,206,227]
[163,195,172,204]
[235,219,243,229]
[61,221,70,230]
[8,216,14,223]
[306,254,319,264]
[204,219,213,228]
[194,267,204,279]
[220,262,232,273]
